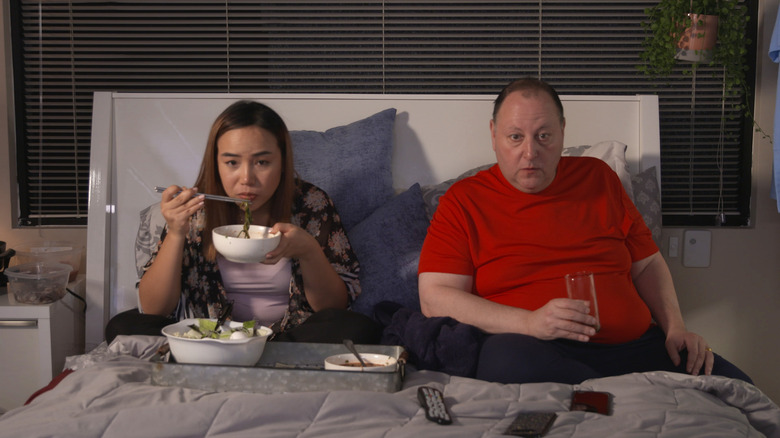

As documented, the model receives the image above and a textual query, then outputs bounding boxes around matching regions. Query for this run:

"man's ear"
[489,118,497,151]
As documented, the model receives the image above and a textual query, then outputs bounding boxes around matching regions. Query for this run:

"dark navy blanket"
[375,301,486,378]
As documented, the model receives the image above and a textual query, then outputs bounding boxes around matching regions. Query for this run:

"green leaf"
[199,318,218,333]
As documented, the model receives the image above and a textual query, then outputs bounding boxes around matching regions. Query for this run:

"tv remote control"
[417,386,452,425]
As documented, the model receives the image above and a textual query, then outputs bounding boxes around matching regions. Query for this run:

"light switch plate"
[682,230,711,267]
[668,236,679,258]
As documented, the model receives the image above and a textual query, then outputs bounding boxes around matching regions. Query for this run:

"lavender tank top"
[217,255,292,326]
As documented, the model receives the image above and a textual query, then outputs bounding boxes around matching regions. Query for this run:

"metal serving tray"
[150,342,406,394]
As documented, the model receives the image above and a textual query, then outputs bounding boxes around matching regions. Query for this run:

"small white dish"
[212,224,281,263]
[324,353,397,372]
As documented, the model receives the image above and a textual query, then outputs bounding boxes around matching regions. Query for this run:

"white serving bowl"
[161,318,273,366]
[212,225,281,263]
[324,353,398,373]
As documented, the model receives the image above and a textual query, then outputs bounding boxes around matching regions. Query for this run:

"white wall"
[659,0,780,402]
[1,3,778,403]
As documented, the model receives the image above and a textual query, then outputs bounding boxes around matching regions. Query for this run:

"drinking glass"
[565,271,600,332]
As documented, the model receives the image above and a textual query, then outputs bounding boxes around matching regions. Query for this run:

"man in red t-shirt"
[418,77,751,384]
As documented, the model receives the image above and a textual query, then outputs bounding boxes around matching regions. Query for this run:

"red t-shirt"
[419,158,658,344]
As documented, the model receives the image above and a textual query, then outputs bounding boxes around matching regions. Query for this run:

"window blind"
[11,0,755,226]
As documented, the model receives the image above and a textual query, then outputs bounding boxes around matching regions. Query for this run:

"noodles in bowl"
[212,225,281,263]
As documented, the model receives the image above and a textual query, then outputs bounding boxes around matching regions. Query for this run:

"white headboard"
[85,92,660,349]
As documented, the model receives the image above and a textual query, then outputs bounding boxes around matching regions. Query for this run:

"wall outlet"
[682,230,711,267]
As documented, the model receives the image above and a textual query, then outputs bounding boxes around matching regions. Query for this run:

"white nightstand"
[0,276,85,413]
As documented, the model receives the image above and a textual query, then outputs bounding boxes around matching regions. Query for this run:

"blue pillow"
[349,183,428,317]
[291,108,396,231]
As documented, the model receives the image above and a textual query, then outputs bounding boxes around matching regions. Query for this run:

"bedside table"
[0,276,85,413]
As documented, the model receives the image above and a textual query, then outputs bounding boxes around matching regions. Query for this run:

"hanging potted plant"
[674,12,718,62]
[638,0,767,139]
[639,0,747,92]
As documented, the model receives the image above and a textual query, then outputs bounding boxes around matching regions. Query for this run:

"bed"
[1,92,778,437]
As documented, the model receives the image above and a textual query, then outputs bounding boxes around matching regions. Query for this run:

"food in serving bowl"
[5,262,73,304]
[212,224,281,263]
[162,318,273,366]
[324,353,398,373]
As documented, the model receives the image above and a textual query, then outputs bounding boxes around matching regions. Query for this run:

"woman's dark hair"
[194,100,297,260]
[492,77,565,124]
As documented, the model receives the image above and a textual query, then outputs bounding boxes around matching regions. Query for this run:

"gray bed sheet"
[1,336,778,438]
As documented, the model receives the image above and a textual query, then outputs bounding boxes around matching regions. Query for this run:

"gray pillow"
[292,108,397,231]
[135,202,165,278]
[631,166,663,247]
[349,183,428,316]
[421,164,492,221]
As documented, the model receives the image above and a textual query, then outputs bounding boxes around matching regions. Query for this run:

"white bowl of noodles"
[212,225,281,263]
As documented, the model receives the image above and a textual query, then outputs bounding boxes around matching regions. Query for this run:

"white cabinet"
[0,276,85,413]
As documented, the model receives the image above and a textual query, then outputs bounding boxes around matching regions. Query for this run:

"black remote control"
[417,386,452,425]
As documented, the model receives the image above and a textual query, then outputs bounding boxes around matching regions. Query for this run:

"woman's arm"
[263,223,349,311]
[138,186,204,316]
[419,272,596,341]
[138,232,185,315]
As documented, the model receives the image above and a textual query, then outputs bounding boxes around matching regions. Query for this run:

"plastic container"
[13,241,83,282]
[5,262,73,304]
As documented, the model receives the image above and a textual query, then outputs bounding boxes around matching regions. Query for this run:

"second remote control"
[418,386,452,425]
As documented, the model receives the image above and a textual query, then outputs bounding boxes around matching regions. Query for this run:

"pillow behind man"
[631,166,663,247]
[561,140,634,201]
[421,140,634,221]
[291,108,397,231]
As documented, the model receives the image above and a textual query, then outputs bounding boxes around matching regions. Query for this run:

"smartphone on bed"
[503,412,557,437]
[570,390,612,415]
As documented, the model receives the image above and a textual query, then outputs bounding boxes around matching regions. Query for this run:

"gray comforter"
[1,336,778,438]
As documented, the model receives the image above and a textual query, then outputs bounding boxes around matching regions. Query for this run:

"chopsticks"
[154,186,251,204]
